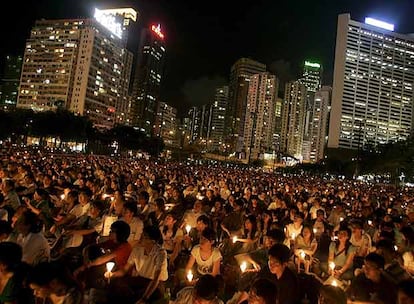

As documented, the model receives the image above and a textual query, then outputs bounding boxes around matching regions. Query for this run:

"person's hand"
[104,271,113,279]
[333,269,342,278]
[251,261,261,272]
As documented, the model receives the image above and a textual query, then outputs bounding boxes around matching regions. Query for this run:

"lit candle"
[313,228,317,234]
[368,220,372,226]
[232,236,238,243]
[340,217,344,222]
[329,261,335,274]
[185,225,191,234]
[187,270,193,282]
[394,245,398,251]
[240,261,247,273]
[102,194,109,199]
[60,194,65,200]
[300,251,306,260]
[105,262,115,284]
[331,279,338,287]
[291,233,296,240]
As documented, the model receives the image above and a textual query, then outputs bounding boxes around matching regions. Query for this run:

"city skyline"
[2,0,414,116]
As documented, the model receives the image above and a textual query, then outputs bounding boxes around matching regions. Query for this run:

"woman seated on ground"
[28,261,82,304]
[74,220,132,290]
[235,214,260,254]
[0,242,34,304]
[327,225,356,281]
[161,213,183,270]
[294,224,318,273]
[185,228,222,279]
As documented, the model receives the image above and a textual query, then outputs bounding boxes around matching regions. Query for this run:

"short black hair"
[201,227,216,242]
[110,220,131,243]
[197,214,210,226]
[266,229,285,244]
[194,274,219,301]
[143,225,163,244]
[375,238,395,253]
[365,252,385,269]
[250,278,277,304]
[0,242,22,271]
[123,201,138,216]
[268,243,291,264]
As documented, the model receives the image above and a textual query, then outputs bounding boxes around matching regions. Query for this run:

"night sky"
[2,0,414,116]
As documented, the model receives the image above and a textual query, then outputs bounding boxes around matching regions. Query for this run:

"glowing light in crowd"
[187,270,193,282]
[240,261,247,273]
[185,225,191,234]
[365,17,394,31]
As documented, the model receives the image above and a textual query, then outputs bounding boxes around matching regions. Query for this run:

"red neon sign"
[151,24,165,39]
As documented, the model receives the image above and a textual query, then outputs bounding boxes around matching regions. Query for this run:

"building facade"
[225,58,266,154]
[243,72,278,161]
[281,81,307,159]
[209,86,228,152]
[328,14,414,150]
[16,9,137,129]
[154,101,177,147]
[131,24,166,135]
[0,55,23,108]
[309,86,332,162]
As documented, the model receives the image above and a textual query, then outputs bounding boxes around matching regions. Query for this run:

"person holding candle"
[185,228,222,279]
[161,213,183,270]
[174,274,224,304]
[294,225,318,273]
[236,214,261,254]
[284,212,304,248]
[327,226,356,281]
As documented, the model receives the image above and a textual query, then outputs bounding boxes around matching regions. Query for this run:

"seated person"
[185,228,222,278]
[109,225,168,303]
[15,210,50,265]
[74,220,132,290]
[174,274,224,304]
[347,252,397,304]
[318,285,346,304]
[28,261,82,304]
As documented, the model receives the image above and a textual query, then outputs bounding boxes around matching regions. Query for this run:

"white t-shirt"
[127,243,168,281]
[69,204,84,218]
[126,217,144,243]
[403,251,414,274]
[190,245,222,275]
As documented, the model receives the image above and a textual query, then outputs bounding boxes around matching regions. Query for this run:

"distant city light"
[305,61,321,68]
[94,8,123,38]
[151,24,165,39]
[364,17,394,31]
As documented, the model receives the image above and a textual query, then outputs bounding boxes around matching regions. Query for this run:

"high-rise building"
[16,8,137,129]
[131,24,166,135]
[225,58,266,153]
[154,101,177,147]
[0,55,23,108]
[243,72,278,161]
[328,14,414,150]
[301,61,322,93]
[209,86,228,151]
[309,86,332,162]
[281,81,307,159]
[187,105,211,146]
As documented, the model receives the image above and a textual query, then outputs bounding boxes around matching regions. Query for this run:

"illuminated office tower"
[243,73,278,161]
[225,58,266,154]
[131,24,166,135]
[309,86,332,162]
[328,14,414,150]
[301,61,322,93]
[154,101,177,147]
[0,55,23,108]
[209,86,228,151]
[16,8,137,129]
[281,81,307,159]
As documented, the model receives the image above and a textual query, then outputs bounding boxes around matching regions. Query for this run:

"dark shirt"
[348,273,397,304]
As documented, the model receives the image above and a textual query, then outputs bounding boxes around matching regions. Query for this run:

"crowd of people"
[1,146,414,304]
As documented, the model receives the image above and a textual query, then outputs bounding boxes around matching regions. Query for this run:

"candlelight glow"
[185,225,191,234]
[232,236,238,243]
[187,270,193,282]
[106,262,115,272]
[240,261,247,273]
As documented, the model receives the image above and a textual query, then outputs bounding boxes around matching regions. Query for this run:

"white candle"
[185,225,191,234]
[240,261,247,273]
[60,194,65,200]
[329,261,335,273]
[187,270,193,282]
[313,228,317,234]
[291,233,296,240]
[368,220,372,226]
[232,236,238,243]
[105,262,115,284]
[340,217,344,222]
[331,279,338,287]
[300,251,306,259]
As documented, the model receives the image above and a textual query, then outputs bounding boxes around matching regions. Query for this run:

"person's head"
[337,226,351,243]
[397,279,414,304]
[196,214,210,232]
[16,210,42,235]
[0,242,22,273]
[193,200,203,213]
[155,197,165,212]
[244,214,257,233]
[89,200,105,218]
[294,212,304,225]
[141,225,163,245]
[318,285,347,304]
[363,252,385,282]
[268,244,291,277]
[316,209,325,220]
[164,212,178,228]
[351,220,364,236]
[193,274,219,304]
[0,220,12,241]
[110,220,130,243]
[264,229,285,249]
[200,227,216,249]
[248,278,277,304]
[28,262,75,299]
[301,225,314,240]
[78,189,92,205]
[123,201,138,221]
[375,238,396,262]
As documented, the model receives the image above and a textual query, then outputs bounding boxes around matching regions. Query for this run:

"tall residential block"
[0,55,23,108]
[154,101,177,147]
[309,86,332,162]
[131,24,166,135]
[281,81,307,159]
[225,58,266,153]
[243,73,278,161]
[209,86,228,151]
[16,8,137,129]
[328,14,414,150]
